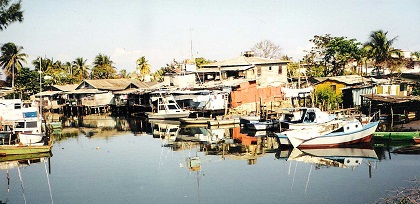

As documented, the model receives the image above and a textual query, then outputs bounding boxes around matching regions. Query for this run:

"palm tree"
[91,54,116,79]
[0,0,24,31]
[363,30,400,75]
[73,57,89,80]
[0,42,27,89]
[136,56,150,80]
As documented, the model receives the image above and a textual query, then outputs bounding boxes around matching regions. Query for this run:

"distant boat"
[146,91,190,119]
[277,120,379,148]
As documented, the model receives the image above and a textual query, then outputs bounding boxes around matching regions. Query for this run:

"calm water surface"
[1,116,419,204]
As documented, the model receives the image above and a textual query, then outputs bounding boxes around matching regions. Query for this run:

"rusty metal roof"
[361,94,420,103]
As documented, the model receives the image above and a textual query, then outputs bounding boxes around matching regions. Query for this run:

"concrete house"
[196,51,288,86]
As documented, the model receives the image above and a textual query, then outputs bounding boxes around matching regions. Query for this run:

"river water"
[1,115,419,204]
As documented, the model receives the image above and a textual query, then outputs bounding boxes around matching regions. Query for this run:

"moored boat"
[280,107,336,130]
[277,120,379,148]
[0,142,52,156]
[146,91,190,119]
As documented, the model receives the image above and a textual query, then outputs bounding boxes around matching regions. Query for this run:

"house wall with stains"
[230,81,283,108]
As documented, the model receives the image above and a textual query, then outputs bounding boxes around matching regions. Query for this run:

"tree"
[315,87,342,110]
[136,56,150,81]
[286,62,300,78]
[0,0,23,31]
[91,53,116,79]
[73,57,89,80]
[412,51,420,60]
[0,42,27,89]
[195,57,215,68]
[304,34,362,77]
[118,69,128,78]
[251,40,282,59]
[14,67,38,99]
[363,30,400,75]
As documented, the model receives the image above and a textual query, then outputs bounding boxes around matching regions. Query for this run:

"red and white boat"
[276,120,379,148]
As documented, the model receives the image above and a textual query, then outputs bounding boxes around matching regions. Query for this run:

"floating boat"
[0,142,52,156]
[414,137,420,144]
[207,118,240,126]
[146,91,190,119]
[179,117,212,125]
[247,119,279,130]
[277,120,379,148]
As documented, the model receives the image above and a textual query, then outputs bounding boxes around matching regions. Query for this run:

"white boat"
[247,119,279,130]
[276,120,379,148]
[146,91,191,119]
[0,99,46,145]
[280,107,336,130]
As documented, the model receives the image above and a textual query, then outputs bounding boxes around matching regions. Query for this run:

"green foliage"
[304,34,362,77]
[0,0,23,31]
[0,42,27,88]
[412,86,420,96]
[286,62,299,78]
[195,57,215,68]
[363,30,399,72]
[315,87,342,110]
[152,67,171,82]
[14,67,38,99]
[91,54,116,79]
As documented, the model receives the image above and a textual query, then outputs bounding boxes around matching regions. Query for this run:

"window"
[330,85,336,92]
[268,66,272,71]
[278,66,282,75]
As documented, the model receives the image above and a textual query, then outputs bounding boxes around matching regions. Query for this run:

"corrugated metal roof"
[53,84,78,92]
[79,79,158,91]
[361,94,420,103]
[314,75,368,85]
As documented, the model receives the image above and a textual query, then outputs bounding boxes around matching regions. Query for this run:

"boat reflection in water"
[0,152,53,202]
[286,147,378,194]
[287,147,378,170]
[149,120,280,165]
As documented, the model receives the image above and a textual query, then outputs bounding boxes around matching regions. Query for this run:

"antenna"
[190,28,193,59]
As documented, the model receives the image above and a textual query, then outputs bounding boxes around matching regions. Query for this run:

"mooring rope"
[17,166,27,204]
[44,160,54,204]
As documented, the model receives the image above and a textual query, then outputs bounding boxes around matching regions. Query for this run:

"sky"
[1,0,420,73]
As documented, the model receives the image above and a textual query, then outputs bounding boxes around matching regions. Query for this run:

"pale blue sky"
[1,0,419,73]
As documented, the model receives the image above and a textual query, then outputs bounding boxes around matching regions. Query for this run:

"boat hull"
[0,144,52,156]
[146,112,191,119]
[18,133,44,145]
[179,117,211,124]
[208,118,240,126]
[277,121,379,148]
